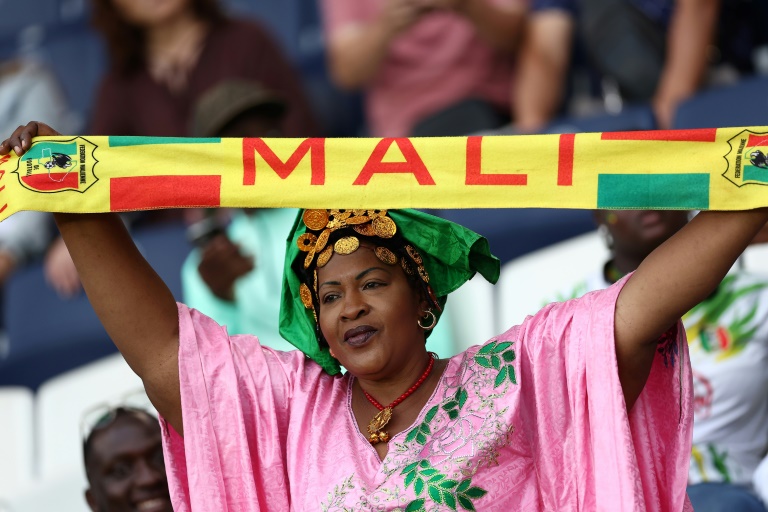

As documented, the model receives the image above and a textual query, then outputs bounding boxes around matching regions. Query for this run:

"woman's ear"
[418,295,430,317]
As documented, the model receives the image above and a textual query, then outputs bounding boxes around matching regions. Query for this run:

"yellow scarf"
[1,127,766,221]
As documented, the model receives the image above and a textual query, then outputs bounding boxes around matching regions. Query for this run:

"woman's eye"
[322,293,339,304]
[364,281,384,290]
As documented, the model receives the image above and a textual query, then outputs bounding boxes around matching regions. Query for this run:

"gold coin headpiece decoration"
[334,236,360,255]
[303,210,329,231]
[374,247,398,265]
[299,283,313,309]
[316,246,333,268]
[296,210,430,314]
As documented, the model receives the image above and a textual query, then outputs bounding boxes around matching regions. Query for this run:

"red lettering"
[242,138,325,186]
[0,155,7,216]
[465,136,527,185]
[0,153,10,177]
[354,138,435,185]
[557,133,575,186]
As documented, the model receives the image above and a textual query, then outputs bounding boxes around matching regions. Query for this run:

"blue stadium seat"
[0,221,192,389]
[0,0,58,35]
[542,104,656,134]
[131,220,193,300]
[673,75,768,129]
[435,209,596,265]
[223,0,301,61]
[37,28,107,128]
[1,262,114,390]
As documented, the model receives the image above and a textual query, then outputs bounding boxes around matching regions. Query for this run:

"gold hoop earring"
[418,309,437,331]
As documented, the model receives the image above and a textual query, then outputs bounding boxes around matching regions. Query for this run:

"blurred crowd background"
[1,0,768,510]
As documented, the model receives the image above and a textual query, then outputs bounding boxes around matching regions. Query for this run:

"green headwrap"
[279,209,500,374]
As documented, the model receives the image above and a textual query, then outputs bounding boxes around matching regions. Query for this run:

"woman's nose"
[340,290,369,320]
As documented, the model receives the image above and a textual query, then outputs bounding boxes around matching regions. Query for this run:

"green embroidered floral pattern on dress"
[473,341,517,387]
[401,460,487,511]
[320,341,520,511]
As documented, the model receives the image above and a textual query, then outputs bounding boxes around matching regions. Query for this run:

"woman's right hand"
[0,121,61,157]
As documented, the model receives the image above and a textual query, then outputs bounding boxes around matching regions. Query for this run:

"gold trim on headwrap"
[334,236,360,255]
[375,247,398,265]
[295,209,432,314]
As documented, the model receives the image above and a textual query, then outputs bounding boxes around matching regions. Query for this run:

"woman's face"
[111,0,191,27]
[316,244,427,380]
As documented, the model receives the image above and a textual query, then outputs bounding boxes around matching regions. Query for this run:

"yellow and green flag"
[1,126,767,221]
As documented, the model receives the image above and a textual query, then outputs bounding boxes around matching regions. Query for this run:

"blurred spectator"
[556,210,768,512]
[89,0,319,138]
[513,0,768,131]
[181,80,299,350]
[0,58,76,286]
[43,0,322,297]
[83,407,171,512]
[321,0,525,136]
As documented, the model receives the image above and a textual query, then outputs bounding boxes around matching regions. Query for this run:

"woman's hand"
[0,121,60,157]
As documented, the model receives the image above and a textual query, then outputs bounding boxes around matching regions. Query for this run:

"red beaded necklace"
[362,352,436,445]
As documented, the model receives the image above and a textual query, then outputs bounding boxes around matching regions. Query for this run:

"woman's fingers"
[0,121,61,157]
[0,125,29,156]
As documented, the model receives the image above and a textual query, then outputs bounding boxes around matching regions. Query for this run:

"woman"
[4,122,768,510]
[89,0,318,137]
[558,210,768,512]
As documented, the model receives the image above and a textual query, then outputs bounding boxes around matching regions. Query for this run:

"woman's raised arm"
[615,208,768,410]
[1,122,183,434]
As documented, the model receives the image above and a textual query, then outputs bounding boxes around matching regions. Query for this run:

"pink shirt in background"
[161,276,694,511]
[321,1,518,137]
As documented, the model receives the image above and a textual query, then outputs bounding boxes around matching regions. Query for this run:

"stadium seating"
[542,103,656,134]
[0,387,35,497]
[1,264,114,390]
[2,471,88,512]
[673,75,768,129]
[436,208,597,266]
[0,220,191,390]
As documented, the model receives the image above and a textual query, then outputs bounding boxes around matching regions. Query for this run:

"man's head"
[192,80,286,138]
[595,209,690,261]
[83,408,172,512]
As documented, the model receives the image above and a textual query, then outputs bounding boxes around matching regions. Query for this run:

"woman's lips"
[344,325,377,347]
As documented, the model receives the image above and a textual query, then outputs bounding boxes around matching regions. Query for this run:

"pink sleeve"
[516,274,693,511]
[160,304,318,511]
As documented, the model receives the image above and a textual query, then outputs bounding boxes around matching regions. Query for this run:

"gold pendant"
[367,407,393,445]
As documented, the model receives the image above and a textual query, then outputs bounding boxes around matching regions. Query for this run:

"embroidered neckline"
[345,355,455,463]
